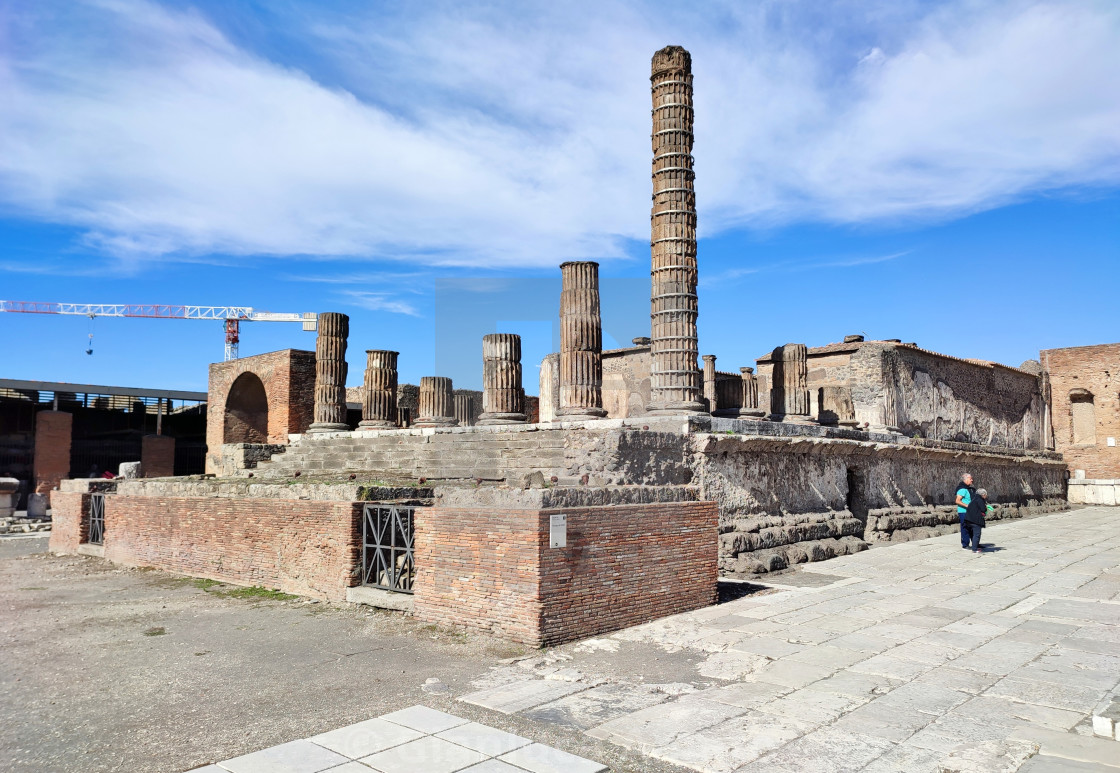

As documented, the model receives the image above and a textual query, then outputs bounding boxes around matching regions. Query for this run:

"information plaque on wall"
[549,513,567,548]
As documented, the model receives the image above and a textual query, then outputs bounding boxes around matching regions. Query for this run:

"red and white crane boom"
[0,301,317,360]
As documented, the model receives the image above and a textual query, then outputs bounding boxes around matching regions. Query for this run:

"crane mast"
[0,301,317,360]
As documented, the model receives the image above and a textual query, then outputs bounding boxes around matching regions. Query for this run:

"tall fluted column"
[358,349,398,429]
[454,394,475,427]
[770,343,812,422]
[558,261,606,421]
[739,367,766,418]
[478,334,527,425]
[702,354,717,412]
[308,312,350,432]
[415,377,457,428]
[648,45,704,415]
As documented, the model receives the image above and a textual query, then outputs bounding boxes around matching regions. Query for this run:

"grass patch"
[211,585,298,601]
[192,578,221,590]
[143,626,167,636]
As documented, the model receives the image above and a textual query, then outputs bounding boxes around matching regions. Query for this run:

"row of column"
[307,258,609,431]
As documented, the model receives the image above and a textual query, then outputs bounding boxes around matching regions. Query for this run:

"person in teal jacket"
[955,473,975,549]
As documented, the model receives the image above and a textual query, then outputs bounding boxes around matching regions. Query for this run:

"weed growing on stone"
[212,585,298,601]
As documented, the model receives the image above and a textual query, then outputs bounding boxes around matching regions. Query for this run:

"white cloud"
[1,0,1118,269]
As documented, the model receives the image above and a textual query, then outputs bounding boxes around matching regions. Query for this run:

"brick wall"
[90,494,362,599]
[33,411,72,502]
[537,502,718,645]
[1042,343,1120,478]
[206,350,317,473]
[413,507,543,643]
[141,435,175,478]
[414,501,718,646]
[47,490,88,553]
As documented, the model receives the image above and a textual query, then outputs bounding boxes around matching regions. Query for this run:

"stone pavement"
[457,506,1120,772]
[188,705,606,773]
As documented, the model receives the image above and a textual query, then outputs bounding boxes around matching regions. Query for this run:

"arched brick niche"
[206,350,317,474]
[224,372,269,444]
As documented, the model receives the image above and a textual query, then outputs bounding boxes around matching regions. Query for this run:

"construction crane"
[0,301,318,361]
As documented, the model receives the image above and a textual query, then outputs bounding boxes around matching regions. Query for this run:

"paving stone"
[219,740,351,773]
[744,659,834,689]
[801,670,901,700]
[857,743,944,773]
[755,685,869,725]
[435,722,531,757]
[734,726,895,773]
[379,706,470,734]
[460,678,592,714]
[497,742,607,773]
[309,717,424,758]
[650,710,813,772]
[730,635,806,659]
[935,739,1040,773]
[697,650,772,680]
[954,639,1051,675]
[912,665,1002,695]
[460,761,531,773]
[359,736,487,773]
[856,622,929,643]
[1017,754,1120,772]
[586,696,746,752]
[825,632,897,654]
[705,680,792,709]
[849,652,935,681]
[986,676,1109,712]
[521,683,668,730]
[781,644,868,670]
[1033,599,1120,626]
[952,694,1086,731]
[186,766,227,773]
[904,711,1022,752]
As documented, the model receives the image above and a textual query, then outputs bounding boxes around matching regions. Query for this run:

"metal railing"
[88,493,106,545]
[361,504,414,593]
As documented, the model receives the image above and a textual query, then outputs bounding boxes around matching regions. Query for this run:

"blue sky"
[1,0,1118,392]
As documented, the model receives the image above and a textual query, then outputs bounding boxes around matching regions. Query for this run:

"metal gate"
[361,504,414,593]
[88,493,106,545]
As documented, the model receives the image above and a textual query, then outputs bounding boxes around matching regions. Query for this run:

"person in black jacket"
[964,487,988,553]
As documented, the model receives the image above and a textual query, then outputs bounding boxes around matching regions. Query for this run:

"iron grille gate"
[361,504,414,593]
[88,493,106,545]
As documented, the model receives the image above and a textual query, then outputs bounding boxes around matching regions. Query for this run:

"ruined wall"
[601,346,651,418]
[55,485,364,600]
[140,435,175,478]
[850,343,1044,448]
[414,500,717,646]
[32,410,71,502]
[1042,343,1120,478]
[206,350,316,473]
[695,431,1067,575]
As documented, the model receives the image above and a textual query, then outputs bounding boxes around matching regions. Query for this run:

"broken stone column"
[478,334,527,425]
[703,355,717,412]
[358,349,398,429]
[648,45,704,415]
[415,377,457,428]
[308,312,350,432]
[558,261,606,421]
[454,394,475,427]
[769,343,813,423]
[739,367,766,418]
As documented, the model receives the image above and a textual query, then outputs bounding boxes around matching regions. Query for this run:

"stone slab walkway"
[458,506,1120,772]
[188,705,607,773]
